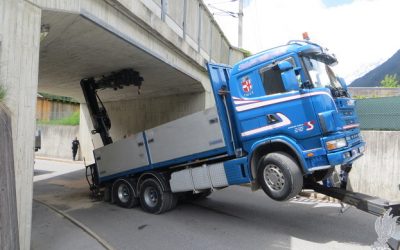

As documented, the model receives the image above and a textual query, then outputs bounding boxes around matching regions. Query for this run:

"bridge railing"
[141,0,244,66]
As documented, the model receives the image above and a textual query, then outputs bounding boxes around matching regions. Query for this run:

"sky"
[204,0,400,82]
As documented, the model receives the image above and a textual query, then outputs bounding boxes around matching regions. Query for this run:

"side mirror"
[277,61,299,91]
[337,77,348,90]
[276,61,293,72]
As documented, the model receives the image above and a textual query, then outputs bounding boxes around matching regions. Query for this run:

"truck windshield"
[302,57,342,89]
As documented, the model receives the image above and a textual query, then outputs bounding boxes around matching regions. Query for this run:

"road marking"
[290,196,341,208]
[34,199,115,250]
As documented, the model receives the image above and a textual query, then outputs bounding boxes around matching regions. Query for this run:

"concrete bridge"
[0,0,245,248]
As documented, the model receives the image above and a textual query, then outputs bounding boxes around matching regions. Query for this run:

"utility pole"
[238,0,243,48]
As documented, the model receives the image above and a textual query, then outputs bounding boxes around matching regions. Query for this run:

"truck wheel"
[257,152,303,201]
[167,192,178,211]
[112,178,139,208]
[139,178,176,214]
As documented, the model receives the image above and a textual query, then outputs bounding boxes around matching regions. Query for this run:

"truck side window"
[259,66,286,95]
[259,58,295,95]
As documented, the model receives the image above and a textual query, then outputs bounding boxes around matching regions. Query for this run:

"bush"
[38,111,80,126]
[381,74,399,88]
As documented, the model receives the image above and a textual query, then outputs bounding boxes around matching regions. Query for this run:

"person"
[71,137,80,161]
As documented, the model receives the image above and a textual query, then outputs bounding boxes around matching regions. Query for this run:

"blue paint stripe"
[99,165,151,183]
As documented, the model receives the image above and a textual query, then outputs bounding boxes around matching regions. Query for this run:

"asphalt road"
[32,159,379,250]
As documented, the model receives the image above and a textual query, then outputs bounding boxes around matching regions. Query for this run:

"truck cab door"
[230,58,321,151]
[207,63,239,156]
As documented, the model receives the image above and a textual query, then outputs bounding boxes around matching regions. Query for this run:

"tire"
[257,152,303,201]
[112,178,139,208]
[165,192,178,212]
[139,178,176,214]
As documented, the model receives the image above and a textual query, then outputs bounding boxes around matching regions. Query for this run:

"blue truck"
[82,40,398,220]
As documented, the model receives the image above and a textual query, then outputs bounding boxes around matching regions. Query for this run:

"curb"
[35,156,84,164]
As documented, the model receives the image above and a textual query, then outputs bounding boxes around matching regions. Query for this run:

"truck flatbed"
[94,107,229,183]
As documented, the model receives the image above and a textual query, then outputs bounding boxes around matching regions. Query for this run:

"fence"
[356,96,400,130]
[36,97,79,121]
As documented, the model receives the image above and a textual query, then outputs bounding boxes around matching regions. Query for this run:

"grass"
[38,92,78,103]
[239,48,252,58]
[38,111,80,126]
[0,85,6,103]
[353,95,382,99]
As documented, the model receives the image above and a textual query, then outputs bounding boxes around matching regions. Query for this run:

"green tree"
[381,74,399,88]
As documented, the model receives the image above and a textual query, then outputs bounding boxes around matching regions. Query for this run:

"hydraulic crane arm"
[80,69,143,146]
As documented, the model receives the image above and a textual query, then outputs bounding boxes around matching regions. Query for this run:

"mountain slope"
[350,50,400,87]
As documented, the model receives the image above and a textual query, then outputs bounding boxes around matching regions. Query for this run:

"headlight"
[326,138,347,151]
[347,100,355,106]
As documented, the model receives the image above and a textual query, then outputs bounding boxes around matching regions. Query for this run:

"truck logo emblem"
[241,78,252,93]
[304,121,315,131]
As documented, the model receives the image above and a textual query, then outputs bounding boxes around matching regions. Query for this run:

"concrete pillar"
[0,1,41,249]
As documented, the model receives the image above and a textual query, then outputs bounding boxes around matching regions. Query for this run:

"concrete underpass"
[1,0,244,248]
[40,9,209,160]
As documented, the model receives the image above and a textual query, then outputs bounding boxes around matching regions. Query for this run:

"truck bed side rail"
[206,63,238,156]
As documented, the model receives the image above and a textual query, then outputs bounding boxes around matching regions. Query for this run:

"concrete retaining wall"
[0,1,41,249]
[350,131,400,201]
[0,105,19,250]
[36,125,80,160]
[349,87,400,98]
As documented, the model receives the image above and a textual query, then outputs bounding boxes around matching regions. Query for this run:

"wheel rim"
[263,164,285,191]
[143,186,158,208]
[117,183,130,203]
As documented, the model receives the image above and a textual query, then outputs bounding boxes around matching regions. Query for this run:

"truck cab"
[208,40,365,201]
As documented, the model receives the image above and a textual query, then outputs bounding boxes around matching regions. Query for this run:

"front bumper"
[326,141,365,165]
